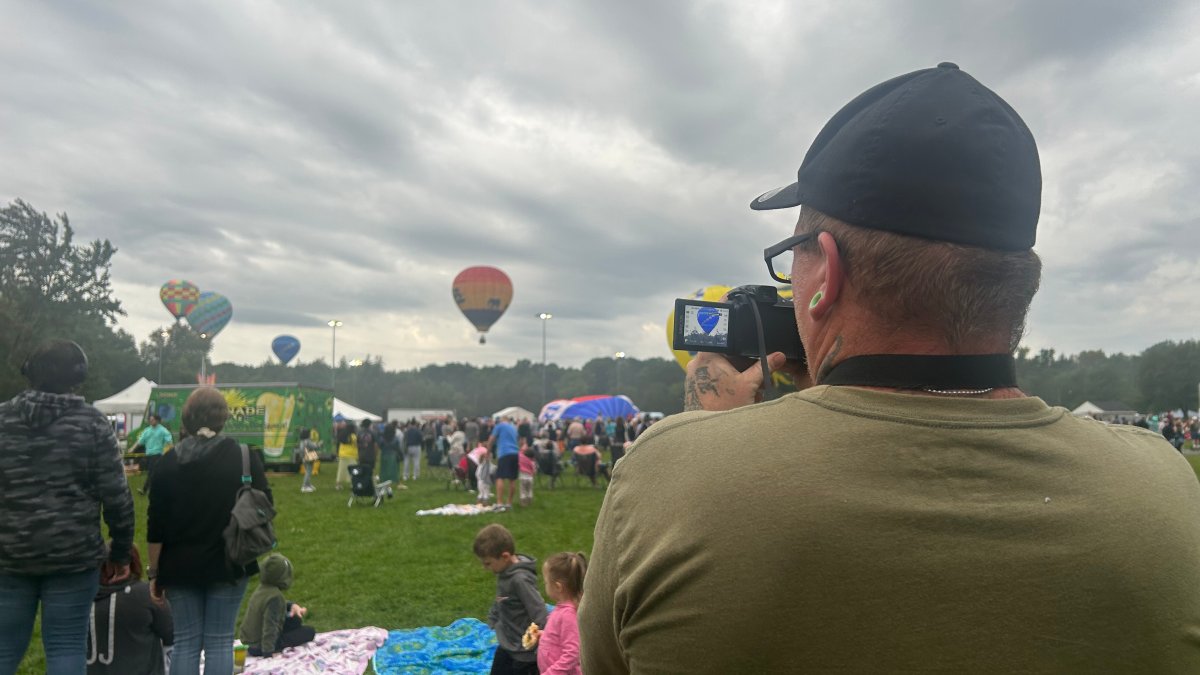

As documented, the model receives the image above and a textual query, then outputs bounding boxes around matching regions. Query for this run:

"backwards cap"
[752,62,1041,250]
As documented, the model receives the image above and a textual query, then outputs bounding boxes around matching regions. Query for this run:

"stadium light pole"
[328,320,343,391]
[539,313,553,405]
[614,351,626,393]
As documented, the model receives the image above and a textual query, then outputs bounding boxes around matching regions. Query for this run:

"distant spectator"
[403,421,424,481]
[379,421,402,489]
[335,421,358,490]
[134,415,172,496]
[297,428,321,493]
[464,418,480,452]
[518,448,536,507]
[356,419,378,480]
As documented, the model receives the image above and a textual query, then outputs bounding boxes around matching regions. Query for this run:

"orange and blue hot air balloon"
[452,266,513,344]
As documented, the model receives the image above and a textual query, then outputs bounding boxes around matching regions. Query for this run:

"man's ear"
[809,232,844,320]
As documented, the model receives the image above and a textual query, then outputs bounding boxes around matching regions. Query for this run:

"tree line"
[2,199,1197,417]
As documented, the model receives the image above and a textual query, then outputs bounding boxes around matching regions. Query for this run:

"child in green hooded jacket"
[239,553,315,657]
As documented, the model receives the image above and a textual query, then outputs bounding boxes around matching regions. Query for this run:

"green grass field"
[17,453,1200,673]
[16,460,606,674]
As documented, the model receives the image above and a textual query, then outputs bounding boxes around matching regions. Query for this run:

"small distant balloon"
[272,335,301,365]
[187,291,233,338]
[452,266,513,344]
[159,280,200,321]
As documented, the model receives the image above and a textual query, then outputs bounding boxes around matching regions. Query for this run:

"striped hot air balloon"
[187,291,233,339]
[452,266,513,344]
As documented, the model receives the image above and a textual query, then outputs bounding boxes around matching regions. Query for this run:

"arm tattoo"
[684,366,721,411]
[815,335,843,385]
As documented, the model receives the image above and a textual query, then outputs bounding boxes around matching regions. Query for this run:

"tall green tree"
[136,324,214,386]
[1137,340,1200,413]
[0,199,137,399]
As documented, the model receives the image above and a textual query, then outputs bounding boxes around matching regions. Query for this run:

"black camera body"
[671,285,805,363]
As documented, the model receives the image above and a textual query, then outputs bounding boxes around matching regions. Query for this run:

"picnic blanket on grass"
[373,618,497,674]
[241,626,388,675]
[415,503,500,516]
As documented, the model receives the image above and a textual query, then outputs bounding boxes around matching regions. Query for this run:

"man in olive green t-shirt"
[580,64,1200,673]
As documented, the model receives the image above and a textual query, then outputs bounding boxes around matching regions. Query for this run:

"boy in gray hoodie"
[239,553,314,657]
[474,524,547,674]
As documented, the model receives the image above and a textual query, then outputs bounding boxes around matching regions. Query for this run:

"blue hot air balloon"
[271,335,301,365]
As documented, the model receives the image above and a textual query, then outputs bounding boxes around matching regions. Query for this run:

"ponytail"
[545,551,588,602]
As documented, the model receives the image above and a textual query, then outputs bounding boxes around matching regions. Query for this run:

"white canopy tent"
[92,377,156,436]
[492,406,536,421]
[333,397,382,422]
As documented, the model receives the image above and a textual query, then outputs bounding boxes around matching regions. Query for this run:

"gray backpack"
[223,444,277,566]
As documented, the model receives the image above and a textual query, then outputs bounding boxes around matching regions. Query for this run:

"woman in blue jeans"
[146,388,271,675]
[0,340,135,675]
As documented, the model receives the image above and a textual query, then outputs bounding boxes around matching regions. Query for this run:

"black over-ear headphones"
[20,340,89,387]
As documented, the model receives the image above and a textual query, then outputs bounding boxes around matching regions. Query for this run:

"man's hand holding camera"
[684,351,796,411]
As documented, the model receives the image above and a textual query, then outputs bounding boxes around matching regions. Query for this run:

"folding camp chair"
[347,464,392,507]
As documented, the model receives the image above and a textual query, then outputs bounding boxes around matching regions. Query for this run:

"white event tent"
[333,397,382,422]
[491,406,536,421]
[92,377,156,434]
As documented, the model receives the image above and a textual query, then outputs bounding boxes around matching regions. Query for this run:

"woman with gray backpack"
[146,387,272,675]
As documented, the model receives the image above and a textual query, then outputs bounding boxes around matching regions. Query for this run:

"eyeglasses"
[763,231,821,284]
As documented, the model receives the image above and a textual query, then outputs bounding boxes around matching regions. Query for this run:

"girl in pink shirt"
[536,552,586,675]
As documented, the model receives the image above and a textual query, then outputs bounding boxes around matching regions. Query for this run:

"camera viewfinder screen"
[681,304,729,348]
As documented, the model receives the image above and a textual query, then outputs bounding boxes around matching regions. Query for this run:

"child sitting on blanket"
[240,553,316,657]
[475,524,547,675]
[531,551,586,675]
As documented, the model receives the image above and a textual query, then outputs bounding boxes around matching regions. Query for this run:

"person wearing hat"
[579,64,1200,672]
[0,339,136,674]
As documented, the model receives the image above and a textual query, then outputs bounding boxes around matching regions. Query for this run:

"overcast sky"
[3,1,1197,372]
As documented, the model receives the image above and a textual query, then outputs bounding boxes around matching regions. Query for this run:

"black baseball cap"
[751,62,1041,250]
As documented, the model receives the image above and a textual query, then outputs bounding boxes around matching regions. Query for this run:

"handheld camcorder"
[671,285,804,365]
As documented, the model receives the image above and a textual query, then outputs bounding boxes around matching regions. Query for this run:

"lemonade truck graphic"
[144,383,333,465]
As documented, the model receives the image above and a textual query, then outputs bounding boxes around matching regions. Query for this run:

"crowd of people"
[1089,413,1200,452]
[324,413,659,508]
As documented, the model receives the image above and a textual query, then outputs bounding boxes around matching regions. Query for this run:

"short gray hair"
[798,208,1042,351]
